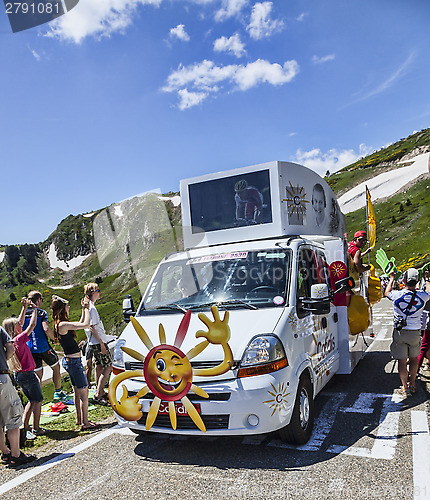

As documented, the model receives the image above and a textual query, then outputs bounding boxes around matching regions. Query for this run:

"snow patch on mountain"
[47,243,89,271]
[338,152,429,214]
[158,195,181,206]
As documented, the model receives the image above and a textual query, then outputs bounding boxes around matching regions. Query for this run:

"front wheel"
[279,375,314,445]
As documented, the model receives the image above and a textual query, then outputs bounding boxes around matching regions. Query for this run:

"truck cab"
[109,161,372,443]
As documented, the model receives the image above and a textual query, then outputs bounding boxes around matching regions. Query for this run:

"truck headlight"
[112,339,126,375]
[238,335,288,378]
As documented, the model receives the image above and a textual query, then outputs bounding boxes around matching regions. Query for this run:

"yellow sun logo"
[108,306,233,432]
[283,181,309,217]
[329,261,347,279]
[262,382,290,416]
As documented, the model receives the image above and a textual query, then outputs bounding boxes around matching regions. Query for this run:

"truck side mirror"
[301,283,330,315]
[123,311,136,323]
[334,276,355,295]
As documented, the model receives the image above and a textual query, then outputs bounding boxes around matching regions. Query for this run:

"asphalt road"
[1,298,430,500]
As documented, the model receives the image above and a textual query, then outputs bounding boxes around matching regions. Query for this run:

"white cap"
[404,268,419,285]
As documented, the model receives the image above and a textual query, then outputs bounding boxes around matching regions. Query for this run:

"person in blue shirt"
[23,290,66,401]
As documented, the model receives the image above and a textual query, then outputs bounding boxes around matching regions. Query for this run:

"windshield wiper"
[189,300,257,311]
[151,303,187,313]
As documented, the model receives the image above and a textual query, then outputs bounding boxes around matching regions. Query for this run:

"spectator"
[418,268,430,372]
[348,230,373,274]
[23,290,66,401]
[84,283,115,406]
[385,268,430,396]
[2,298,49,439]
[51,295,98,430]
[0,325,36,467]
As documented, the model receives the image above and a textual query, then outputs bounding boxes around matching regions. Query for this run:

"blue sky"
[1,0,429,244]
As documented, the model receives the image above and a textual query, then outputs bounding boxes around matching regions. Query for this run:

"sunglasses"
[52,295,69,305]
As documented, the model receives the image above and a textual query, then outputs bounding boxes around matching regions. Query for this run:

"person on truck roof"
[348,230,373,274]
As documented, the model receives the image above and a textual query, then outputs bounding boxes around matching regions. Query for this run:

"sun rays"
[108,306,233,432]
[123,312,208,431]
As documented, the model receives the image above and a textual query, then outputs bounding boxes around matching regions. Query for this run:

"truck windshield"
[138,249,291,314]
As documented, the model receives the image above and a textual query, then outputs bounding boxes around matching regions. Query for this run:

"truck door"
[297,246,339,393]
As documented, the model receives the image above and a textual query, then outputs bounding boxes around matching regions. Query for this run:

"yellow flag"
[366,186,376,248]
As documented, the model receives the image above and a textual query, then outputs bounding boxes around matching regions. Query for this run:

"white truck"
[109,161,372,444]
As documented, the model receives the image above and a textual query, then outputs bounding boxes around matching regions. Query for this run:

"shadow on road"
[132,346,428,471]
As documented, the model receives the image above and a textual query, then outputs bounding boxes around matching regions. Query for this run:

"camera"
[394,317,407,331]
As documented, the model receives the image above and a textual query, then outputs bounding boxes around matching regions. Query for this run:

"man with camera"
[385,268,430,396]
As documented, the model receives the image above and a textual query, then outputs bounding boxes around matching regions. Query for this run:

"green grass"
[20,375,114,453]
[345,176,430,271]
[327,127,430,196]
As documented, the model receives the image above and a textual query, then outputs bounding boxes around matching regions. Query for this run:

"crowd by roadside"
[0,283,115,469]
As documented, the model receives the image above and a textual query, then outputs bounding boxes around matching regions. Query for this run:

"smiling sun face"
[144,345,193,401]
[108,306,234,433]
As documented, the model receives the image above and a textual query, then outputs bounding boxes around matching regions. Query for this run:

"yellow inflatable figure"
[108,306,233,432]
[368,265,382,306]
[347,294,370,335]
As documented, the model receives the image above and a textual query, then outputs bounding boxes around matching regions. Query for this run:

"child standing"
[2,298,48,438]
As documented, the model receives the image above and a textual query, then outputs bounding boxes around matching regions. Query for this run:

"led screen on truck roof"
[188,169,273,233]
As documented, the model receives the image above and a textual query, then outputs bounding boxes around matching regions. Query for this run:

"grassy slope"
[328,128,430,196]
[345,177,430,271]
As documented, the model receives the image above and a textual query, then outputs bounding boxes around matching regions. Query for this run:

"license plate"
[158,401,201,416]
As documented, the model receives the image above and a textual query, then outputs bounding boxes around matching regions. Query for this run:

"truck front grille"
[125,360,239,370]
[127,391,231,402]
[137,412,230,430]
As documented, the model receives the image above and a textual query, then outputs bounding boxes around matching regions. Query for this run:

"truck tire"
[279,374,314,445]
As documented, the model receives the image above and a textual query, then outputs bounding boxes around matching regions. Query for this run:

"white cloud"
[213,33,246,57]
[162,58,299,108]
[29,46,41,60]
[293,144,373,176]
[45,0,161,43]
[177,89,209,109]
[169,24,190,41]
[215,0,248,22]
[312,54,335,64]
[342,52,416,108]
[247,2,284,40]
[234,59,298,90]
[296,12,307,22]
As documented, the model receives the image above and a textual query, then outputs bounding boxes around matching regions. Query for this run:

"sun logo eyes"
[156,359,166,372]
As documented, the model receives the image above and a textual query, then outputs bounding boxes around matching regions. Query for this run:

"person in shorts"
[84,283,115,405]
[3,298,50,438]
[51,295,98,431]
[23,291,66,401]
[385,268,430,396]
[0,326,36,467]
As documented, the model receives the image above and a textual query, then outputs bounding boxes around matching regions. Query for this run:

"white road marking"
[268,392,345,451]
[327,393,402,460]
[0,426,133,495]
[411,411,430,500]
[340,392,380,414]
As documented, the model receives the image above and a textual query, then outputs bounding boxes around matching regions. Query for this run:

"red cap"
[354,230,366,239]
